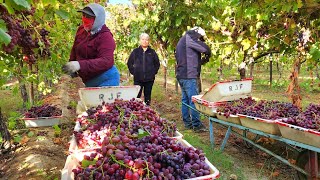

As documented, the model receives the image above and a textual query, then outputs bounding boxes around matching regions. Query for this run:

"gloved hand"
[200,54,210,65]
[62,61,80,74]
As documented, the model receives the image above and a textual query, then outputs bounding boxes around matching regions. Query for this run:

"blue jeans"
[85,65,120,87]
[178,78,202,128]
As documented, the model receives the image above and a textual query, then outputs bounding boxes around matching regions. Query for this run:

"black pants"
[134,80,154,105]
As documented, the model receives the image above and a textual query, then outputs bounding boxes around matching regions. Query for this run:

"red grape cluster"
[74,99,176,149]
[24,104,62,118]
[257,25,269,38]
[0,5,51,64]
[72,134,210,179]
[39,28,51,57]
[217,97,301,120]
[1,13,22,53]
[283,104,320,131]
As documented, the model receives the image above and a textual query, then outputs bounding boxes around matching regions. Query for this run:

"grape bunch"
[72,134,211,180]
[39,28,51,57]
[24,104,62,118]
[283,104,320,131]
[257,25,269,38]
[1,13,22,53]
[1,5,51,63]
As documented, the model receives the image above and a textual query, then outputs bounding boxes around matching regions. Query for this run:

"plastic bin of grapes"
[216,112,241,125]
[192,95,224,117]
[61,139,220,180]
[78,86,140,110]
[238,114,281,135]
[22,116,62,127]
[201,78,252,102]
[276,120,320,148]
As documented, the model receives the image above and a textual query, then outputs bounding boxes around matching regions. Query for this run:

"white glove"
[62,61,80,74]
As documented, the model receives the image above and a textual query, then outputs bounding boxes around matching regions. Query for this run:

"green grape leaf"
[138,129,150,139]
[241,38,251,50]
[0,28,11,45]
[13,134,22,143]
[0,19,7,31]
[27,131,35,137]
[55,9,69,20]
[309,43,320,62]
[81,159,97,168]
[12,0,31,10]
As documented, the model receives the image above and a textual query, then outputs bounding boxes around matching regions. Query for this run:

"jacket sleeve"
[153,50,160,74]
[127,50,135,75]
[69,27,82,61]
[188,36,211,56]
[78,32,116,78]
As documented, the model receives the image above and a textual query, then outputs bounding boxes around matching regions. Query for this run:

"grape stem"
[110,154,135,171]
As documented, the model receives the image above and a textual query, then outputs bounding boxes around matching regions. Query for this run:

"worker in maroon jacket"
[62,3,120,87]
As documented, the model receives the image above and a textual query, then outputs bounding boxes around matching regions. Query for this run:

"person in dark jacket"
[127,33,160,106]
[62,3,120,87]
[175,26,211,132]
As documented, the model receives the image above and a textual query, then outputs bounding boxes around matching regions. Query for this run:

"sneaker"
[193,124,209,133]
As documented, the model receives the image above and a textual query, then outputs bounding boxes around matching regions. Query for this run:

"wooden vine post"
[287,55,302,109]
[18,59,28,108]
[0,108,11,152]
[29,63,34,106]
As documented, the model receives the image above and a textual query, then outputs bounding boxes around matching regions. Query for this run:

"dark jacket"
[175,30,211,79]
[127,46,160,82]
[69,24,116,83]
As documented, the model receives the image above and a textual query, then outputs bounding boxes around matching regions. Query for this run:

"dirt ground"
[0,75,83,180]
[0,75,313,180]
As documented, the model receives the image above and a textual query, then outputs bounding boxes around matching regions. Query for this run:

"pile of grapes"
[74,99,176,149]
[72,134,211,179]
[217,97,301,120]
[282,104,320,131]
[24,104,62,118]
[217,97,257,118]
[72,99,213,179]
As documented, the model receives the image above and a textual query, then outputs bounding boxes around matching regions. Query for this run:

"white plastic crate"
[22,116,61,127]
[216,113,241,125]
[201,79,252,102]
[62,139,220,180]
[192,95,224,117]
[238,114,281,135]
[277,120,320,148]
[78,86,140,109]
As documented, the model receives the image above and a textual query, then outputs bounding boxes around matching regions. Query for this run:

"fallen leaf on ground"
[288,159,296,165]
[271,171,280,177]
[256,163,264,168]
[20,136,30,144]
[53,138,62,144]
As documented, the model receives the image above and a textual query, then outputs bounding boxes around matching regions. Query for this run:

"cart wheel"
[296,150,319,180]
[243,130,259,148]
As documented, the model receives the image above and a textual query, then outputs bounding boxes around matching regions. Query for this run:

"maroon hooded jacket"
[69,24,116,83]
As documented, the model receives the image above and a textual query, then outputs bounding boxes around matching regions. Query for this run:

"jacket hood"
[86,3,106,34]
[186,30,202,39]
